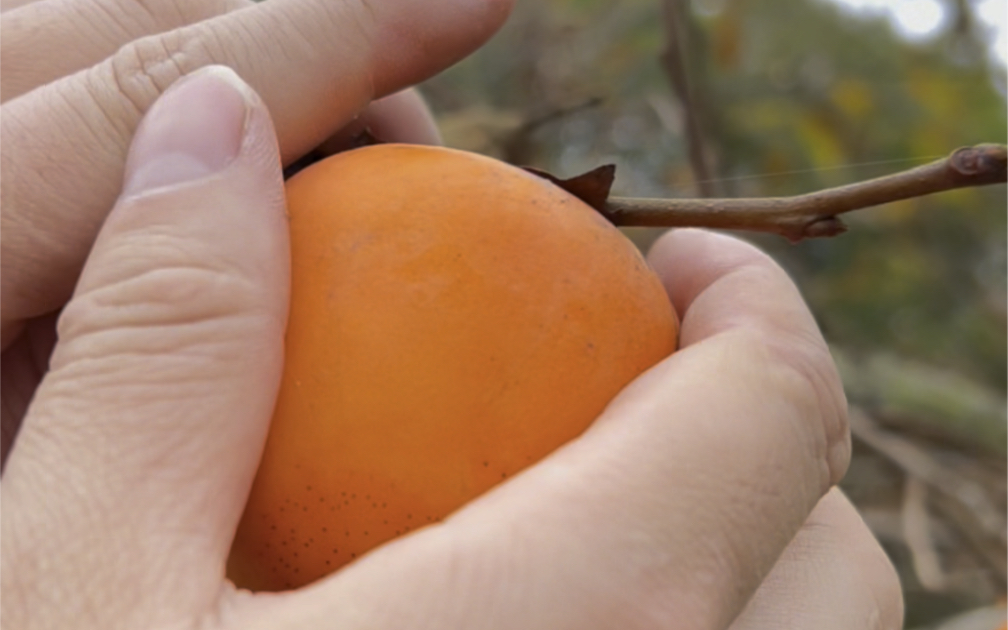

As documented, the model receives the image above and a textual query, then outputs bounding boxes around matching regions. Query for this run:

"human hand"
[1,67,902,626]
[1,0,902,627]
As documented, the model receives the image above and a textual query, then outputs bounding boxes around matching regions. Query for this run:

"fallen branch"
[602,144,1007,242]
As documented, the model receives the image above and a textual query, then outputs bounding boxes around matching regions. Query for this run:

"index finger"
[0,0,512,346]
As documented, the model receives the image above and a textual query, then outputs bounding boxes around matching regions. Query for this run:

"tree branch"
[602,144,1007,242]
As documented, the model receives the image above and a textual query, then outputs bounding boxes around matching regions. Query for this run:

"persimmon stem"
[602,144,1007,242]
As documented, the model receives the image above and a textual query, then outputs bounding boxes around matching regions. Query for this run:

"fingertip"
[314,88,443,157]
[647,228,774,319]
[365,88,442,146]
[824,490,905,630]
[728,488,904,630]
[120,66,250,200]
[466,0,516,46]
[368,0,516,95]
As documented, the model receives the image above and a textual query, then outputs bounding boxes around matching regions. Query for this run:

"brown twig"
[660,0,716,197]
[602,144,1007,242]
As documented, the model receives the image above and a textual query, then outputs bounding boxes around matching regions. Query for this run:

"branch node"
[950,144,1008,179]
[801,216,848,241]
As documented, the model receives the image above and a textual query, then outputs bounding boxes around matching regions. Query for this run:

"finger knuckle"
[851,513,905,630]
[719,292,849,492]
[723,260,851,488]
[765,326,851,488]
[94,27,216,120]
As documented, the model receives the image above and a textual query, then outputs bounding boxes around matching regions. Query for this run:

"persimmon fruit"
[227,144,679,591]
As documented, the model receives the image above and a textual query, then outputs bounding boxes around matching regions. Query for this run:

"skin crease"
[0,1,903,629]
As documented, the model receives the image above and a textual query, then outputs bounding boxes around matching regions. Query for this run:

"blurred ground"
[420,1,1007,627]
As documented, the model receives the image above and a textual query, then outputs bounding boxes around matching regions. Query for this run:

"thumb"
[1,66,288,627]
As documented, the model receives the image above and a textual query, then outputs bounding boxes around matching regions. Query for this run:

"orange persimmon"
[227,144,678,591]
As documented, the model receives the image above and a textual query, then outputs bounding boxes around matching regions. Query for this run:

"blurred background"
[419,1,1006,627]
